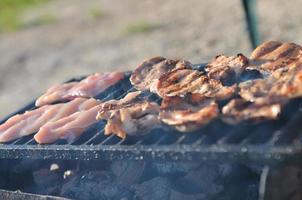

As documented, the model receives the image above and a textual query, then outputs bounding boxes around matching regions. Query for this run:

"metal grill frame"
[1,64,302,166]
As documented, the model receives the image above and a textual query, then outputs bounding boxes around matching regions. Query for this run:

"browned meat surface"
[222,99,281,124]
[239,64,302,104]
[268,67,302,99]
[36,72,124,106]
[97,91,160,138]
[250,41,302,75]
[0,98,100,143]
[159,94,218,132]
[205,53,249,85]
[239,78,275,103]
[130,56,192,92]
[156,68,237,100]
[222,41,302,123]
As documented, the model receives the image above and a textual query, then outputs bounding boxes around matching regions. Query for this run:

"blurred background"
[0,0,301,117]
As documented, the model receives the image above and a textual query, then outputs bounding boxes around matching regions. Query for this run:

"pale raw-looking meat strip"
[0,98,100,143]
[34,105,100,144]
[36,72,124,106]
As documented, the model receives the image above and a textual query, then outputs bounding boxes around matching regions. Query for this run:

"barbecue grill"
[1,64,302,167]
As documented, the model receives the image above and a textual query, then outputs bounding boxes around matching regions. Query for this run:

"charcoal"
[131,177,205,200]
[211,164,259,200]
[31,168,62,195]
[110,161,145,187]
[175,162,224,196]
[149,161,200,177]
[60,170,132,200]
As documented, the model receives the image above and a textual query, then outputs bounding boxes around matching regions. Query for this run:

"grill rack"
[1,64,302,166]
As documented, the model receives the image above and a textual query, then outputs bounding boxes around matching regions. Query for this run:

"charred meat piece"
[250,41,302,75]
[97,91,160,138]
[268,68,302,100]
[159,94,219,132]
[36,72,124,106]
[34,103,101,144]
[0,98,100,143]
[130,56,192,92]
[205,53,249,85]
[239,67,302,104]
[222,99,281,124]
[239,78,275,103]
[156,68,237,100]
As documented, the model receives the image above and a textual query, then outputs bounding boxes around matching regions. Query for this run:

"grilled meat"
[0,98,100,143]
[159,94,218,132]
[250,41,302,76]
[156,68,237,100]
[226,41,302,123]
[205,53,249,85]
[222,99,281,124]
[239,78,274,103]
[97,91,160,138]
[130,57,192,92]
[239,65,302,105]
[36,72,123,106]
[34,103,100,144]
[268,67,302,99]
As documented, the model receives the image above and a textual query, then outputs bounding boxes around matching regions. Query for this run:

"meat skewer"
[0,98,101,143]
[97,91,161,138]
[36,72,124,106]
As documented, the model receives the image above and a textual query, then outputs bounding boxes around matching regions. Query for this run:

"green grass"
[89,7,104,19]
[0,0,49,32]
[24,13,57,28]
[123,21,161,36]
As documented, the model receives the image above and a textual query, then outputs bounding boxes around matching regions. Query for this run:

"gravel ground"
[0,0,301,117]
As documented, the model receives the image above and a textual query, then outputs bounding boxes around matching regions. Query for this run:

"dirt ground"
[0,0,302,117]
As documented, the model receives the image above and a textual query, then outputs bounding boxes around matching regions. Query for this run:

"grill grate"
[1,64,302,165]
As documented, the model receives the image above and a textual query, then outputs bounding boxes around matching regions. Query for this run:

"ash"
[0,159,259,200]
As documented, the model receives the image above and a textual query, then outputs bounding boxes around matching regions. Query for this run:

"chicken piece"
[159,94,219,132]
[34,104,101,144]
[156,68,237,100]
[0,98,100,143]
[222,99,281,124]
[205,53,249,85]
[97,91,160,138]
[130,57,192,92]
[36,72,124,106]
